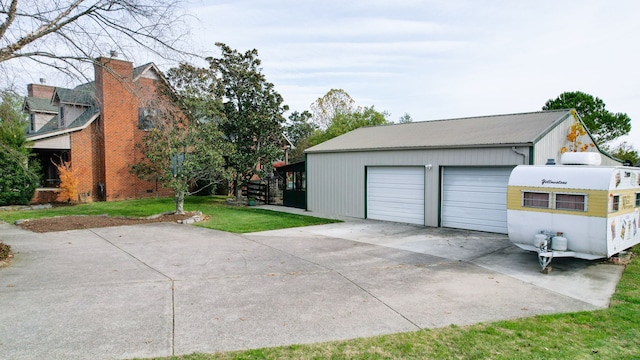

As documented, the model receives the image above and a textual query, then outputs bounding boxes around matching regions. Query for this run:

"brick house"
[24,56,174,203]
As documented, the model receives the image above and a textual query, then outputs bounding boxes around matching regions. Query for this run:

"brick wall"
[94,57,173,201]
[31,189,63,204]
[132,75,173,199]
[27,84,55,99]
[70,121,101,202]
[29,59,175,205]
[95,57,138,201]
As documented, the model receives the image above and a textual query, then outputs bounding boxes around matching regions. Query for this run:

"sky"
[180,0,640,149]
[9,0,640,150]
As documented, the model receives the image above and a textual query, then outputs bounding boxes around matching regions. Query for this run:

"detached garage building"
[305,110,620,233]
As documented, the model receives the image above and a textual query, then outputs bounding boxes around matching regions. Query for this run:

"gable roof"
[305,110,573,153]
[53,86,96,106]
[133,62,155,80]
[25,61,165,142]
[23,97,58,113]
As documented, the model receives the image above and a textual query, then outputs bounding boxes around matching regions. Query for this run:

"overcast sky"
[182,0,640,149]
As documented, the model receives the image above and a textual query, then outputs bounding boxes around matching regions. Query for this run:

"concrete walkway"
[0,215,625,359]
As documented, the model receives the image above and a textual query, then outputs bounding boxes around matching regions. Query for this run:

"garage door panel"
[368,200,423,213]
[367,167,424,225]
[369,185,423,194]
[442,200,506,211]
[443,219,506,234]
[445,192,506,202]
[442,167,512,233]
[443,207,506,219]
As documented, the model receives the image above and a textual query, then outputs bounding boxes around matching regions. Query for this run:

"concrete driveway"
[0,217,624,359]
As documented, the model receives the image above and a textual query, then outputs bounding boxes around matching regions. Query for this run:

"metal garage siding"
[367,167,425,225]
[442,167,513,233]
[306,147,526,224]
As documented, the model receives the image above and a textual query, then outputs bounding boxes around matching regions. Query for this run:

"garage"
[367,167,424,225]
[305,110,621,231]
[441,167,513,233]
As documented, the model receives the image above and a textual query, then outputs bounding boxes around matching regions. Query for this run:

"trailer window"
[636,193,640,207]
[612,195,620,212]
[523,192,550,208]
[555,193,587,211]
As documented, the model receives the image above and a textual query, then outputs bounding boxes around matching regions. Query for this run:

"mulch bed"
[16,212,196,233]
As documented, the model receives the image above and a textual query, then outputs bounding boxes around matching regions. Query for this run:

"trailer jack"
[538,247,553,272]
[536,232,555,272]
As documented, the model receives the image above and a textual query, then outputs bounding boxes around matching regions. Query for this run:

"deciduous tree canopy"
[307,105,390,147]
[310,89,356,129]
[543,91,631,144]
[131,79,230,214]
[0,0,188,80]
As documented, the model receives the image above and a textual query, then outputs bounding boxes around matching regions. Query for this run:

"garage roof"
[305,110,573,153]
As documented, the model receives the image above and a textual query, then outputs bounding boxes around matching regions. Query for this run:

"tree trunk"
[235,175,243,202]
[175,191,185,214]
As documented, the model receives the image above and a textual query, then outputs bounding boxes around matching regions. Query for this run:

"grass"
[0,196,339,233]
[138,248,640,360]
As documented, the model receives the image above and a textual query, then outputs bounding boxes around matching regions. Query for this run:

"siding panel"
[307,147,527,226]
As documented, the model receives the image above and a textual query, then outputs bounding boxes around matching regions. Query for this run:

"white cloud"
[15,0,640,150]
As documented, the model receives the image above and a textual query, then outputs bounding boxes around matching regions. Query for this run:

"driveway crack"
[90,230,176,356]
[334,270,422,330]
[242,235,422,330]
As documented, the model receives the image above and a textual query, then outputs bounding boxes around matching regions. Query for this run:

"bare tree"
[310,89,358,129]
[0,0,190,81]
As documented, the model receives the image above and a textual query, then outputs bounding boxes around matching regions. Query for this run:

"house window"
[523,191,550,208]
[59,106,65,127]
[138,108,155,130]
[29,113,35,132]
[612,195,620,212]
[555,193,587,211]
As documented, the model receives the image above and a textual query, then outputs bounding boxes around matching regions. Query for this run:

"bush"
[0,148,40,205]
[54,160,79,202]
[0,242,12,262]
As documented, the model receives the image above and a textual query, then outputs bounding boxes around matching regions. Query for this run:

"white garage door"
[367,167,425,225]
[442,167,513,233]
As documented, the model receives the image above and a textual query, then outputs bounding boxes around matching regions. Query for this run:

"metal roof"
[305,110,572,153]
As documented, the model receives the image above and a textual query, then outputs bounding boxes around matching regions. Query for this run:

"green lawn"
[0,196,339,233]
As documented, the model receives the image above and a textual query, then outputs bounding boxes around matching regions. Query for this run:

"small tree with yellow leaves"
[54,160,79,203]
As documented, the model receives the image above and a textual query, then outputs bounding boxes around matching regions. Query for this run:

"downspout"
[512,147,527,164]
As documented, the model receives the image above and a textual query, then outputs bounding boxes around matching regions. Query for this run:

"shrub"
[0,147,40,205]
[0,242,12,261]
[54,160,79,202]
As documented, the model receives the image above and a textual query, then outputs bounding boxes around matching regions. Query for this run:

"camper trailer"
[507,152,640,270]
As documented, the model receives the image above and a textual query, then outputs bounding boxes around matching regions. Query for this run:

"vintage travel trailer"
[507,152,640,270]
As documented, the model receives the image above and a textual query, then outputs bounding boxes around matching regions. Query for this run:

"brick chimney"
[94,56,137,201]
[27,83,55,99]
